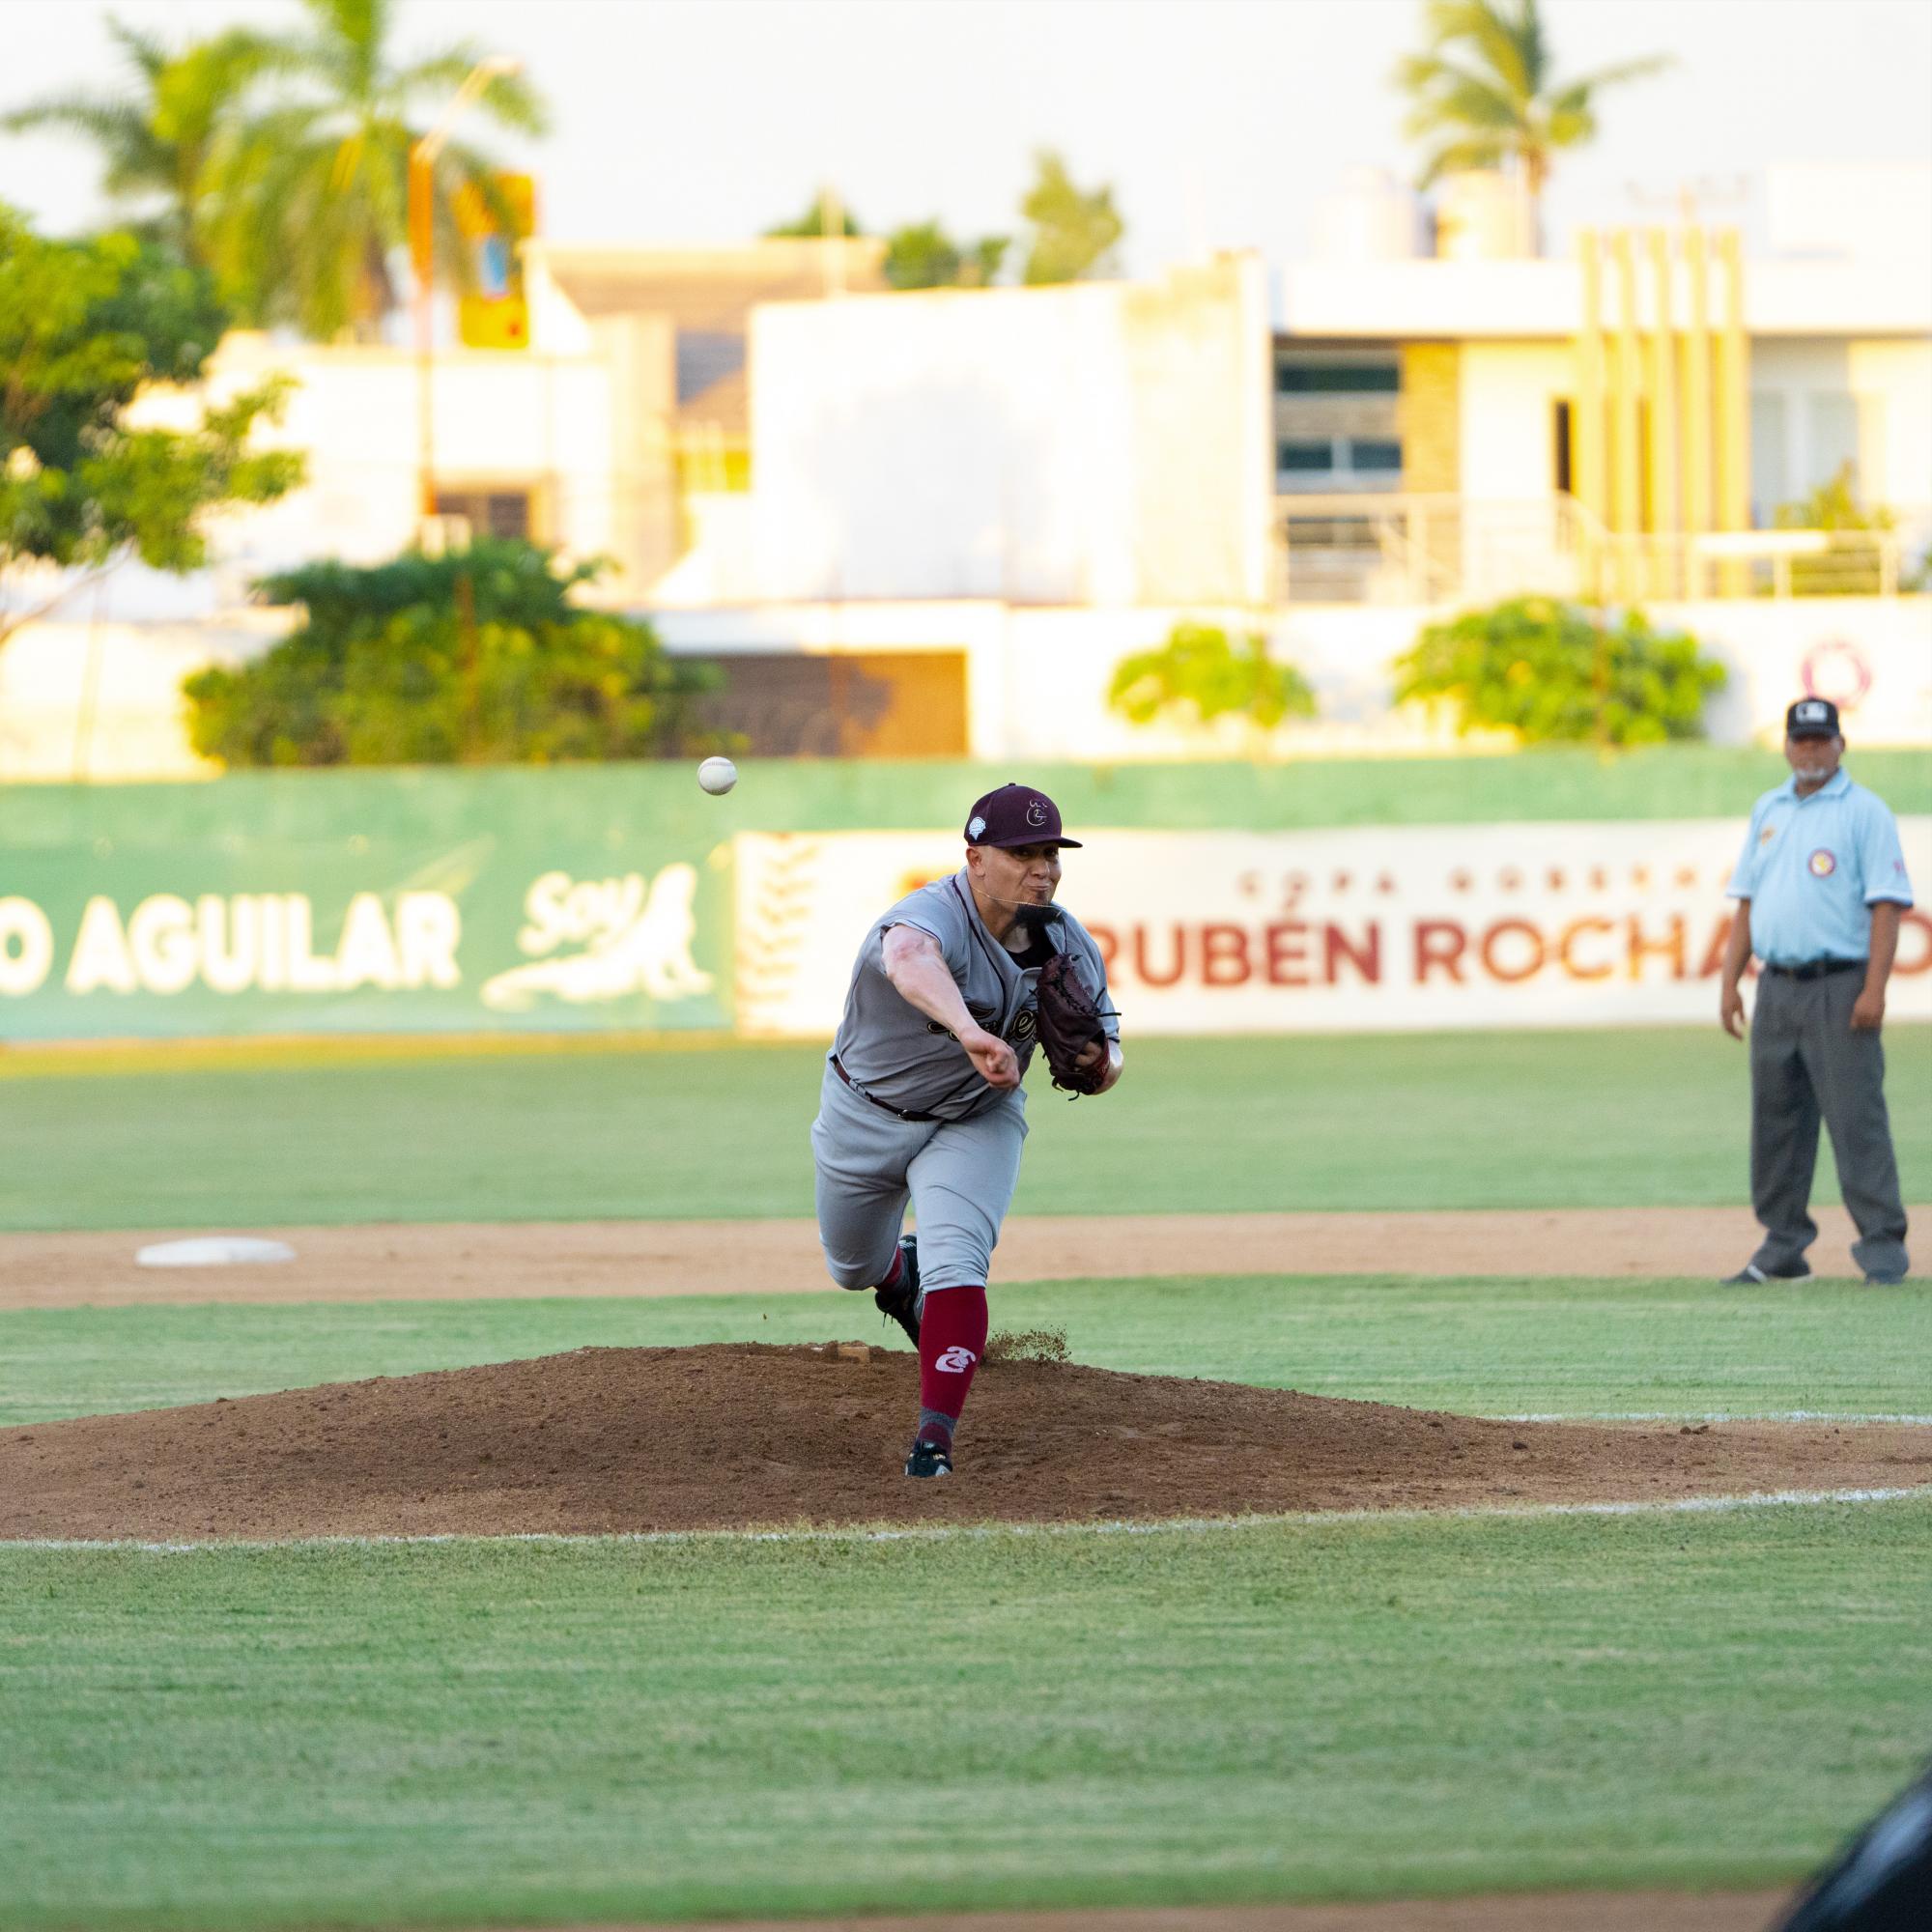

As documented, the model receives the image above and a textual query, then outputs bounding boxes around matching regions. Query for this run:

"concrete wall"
[1458,345,1569,502]
[1277,255,1931,342]
[21,592,1922,783]
[0,613,287,781]
[1853,339,1932,530]
[656,597,1932,763]
[748,259,1271,607]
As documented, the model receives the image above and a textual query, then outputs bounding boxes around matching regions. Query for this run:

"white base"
[135,1236,297,1268]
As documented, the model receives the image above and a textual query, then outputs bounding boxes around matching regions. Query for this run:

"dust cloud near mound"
[5,1344,1928,1543]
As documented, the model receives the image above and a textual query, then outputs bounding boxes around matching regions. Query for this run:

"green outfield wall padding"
[3,751,1926,1041]
[5,748,1928,846]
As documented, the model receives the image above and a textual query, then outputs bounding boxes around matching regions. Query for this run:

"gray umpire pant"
[810,1060,1028,1295]
[1749,968,1910,1279]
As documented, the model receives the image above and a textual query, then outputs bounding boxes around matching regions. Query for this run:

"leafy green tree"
[2,15,275,266]
[183,539,732,766]
[1392,596,1724,746]
[967,236,1011,286]
[883,219,1009,291]
[0,205,302,649]
[883,219,959,290]
[1773,463,1900,595]
[202,0,545,340]
[1395,0,1667,229]
[764,190,862,238]
[1108,623,1316,748]
[1020,150,1123,284]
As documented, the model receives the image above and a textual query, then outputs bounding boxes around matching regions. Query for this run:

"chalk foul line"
[5,1484,1925,1554]
[1504,1410,1932,1426]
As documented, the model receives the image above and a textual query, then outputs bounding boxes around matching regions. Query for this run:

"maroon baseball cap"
[963,783,1083,850]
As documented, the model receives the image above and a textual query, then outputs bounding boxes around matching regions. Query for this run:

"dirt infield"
[3,1203,1918,1310]
[6,1342,1928,1542]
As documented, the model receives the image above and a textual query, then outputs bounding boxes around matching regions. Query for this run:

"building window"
[1348,439,1403,472]
[1276,361,1401,394]
[1749,394,1789,523]
[433,489,532,540]
[1276,438,1405,487]
[1806,392,1861,494]
[1552,400,1574,495]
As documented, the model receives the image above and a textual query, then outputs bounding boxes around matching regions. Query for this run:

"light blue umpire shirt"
[1726,767,1915,966]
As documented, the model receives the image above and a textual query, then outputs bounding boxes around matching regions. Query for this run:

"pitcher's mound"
[5,1344,1928,1543]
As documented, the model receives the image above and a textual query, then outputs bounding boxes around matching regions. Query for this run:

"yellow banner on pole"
[455,172,535,349]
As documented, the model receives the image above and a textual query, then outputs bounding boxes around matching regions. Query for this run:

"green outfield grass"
[3,1500,1927,1930]
[7,1025,1929,1231]
[5,1275,1928,1430]
[7,1014,1928,1928]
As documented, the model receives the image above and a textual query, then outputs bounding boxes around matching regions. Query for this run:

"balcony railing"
[1274,493,1916,606]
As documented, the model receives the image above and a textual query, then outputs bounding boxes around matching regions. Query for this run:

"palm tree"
[204,0,546,341]
[2,16,274,264]
[1395,0,1669,230]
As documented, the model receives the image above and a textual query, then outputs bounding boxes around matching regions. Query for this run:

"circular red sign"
[1801,639,1873,712]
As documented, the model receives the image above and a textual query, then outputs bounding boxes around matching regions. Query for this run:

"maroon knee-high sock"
[916,1285,988,1443]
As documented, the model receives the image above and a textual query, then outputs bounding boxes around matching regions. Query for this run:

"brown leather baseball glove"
[1035,951,1112,1095]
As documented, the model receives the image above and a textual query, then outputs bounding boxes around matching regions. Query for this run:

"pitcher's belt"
[831,1054,941,1122]
[1763,958,1865,980]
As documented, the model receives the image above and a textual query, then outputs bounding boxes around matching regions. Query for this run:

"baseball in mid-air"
[697,755,738,796]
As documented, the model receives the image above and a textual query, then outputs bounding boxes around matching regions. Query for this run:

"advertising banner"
[8,777,1927,1042]
[0,802,731,1040]
[734,820,1932,1037]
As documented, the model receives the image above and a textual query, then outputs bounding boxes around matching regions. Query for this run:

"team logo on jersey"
[1025,798,1048,827]
[933,1346,979,1373]
[1008,1008,1037,1044]
[1808,848,1837,877]
[1759,824,1777,845]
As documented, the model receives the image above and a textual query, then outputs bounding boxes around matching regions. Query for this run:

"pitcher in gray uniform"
[810,783,1122,1479]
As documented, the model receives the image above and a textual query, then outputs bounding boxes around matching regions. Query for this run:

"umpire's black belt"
[831,1054,941,1122]
[1763,958,1866,981]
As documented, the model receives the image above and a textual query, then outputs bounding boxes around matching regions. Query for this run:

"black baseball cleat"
[1864,1269,1909,1286]
[903,1433,953,1479]
[875,1234,922,1347]
[1719,1262,1812,1285]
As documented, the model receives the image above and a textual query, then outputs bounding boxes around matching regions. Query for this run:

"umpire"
[1719,696,1915,1286]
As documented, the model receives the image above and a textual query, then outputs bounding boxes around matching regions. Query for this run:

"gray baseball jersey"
[829,869,1118,1122]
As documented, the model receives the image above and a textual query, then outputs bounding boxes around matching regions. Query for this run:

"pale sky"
[3,0,1930,272]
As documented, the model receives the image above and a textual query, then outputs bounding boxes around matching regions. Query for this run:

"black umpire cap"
[1787,696,1841,739]
[963,783,1083,849]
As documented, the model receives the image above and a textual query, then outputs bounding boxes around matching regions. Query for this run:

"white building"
[1,168,1927,779]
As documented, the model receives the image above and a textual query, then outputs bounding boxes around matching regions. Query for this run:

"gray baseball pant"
[810,1060,1027,1295]
[1749,967,1910,1279]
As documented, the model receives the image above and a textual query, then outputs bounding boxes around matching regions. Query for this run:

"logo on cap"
[1025,798,1047,828]
[967,815,987,839]
[1796,700,1829,724]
